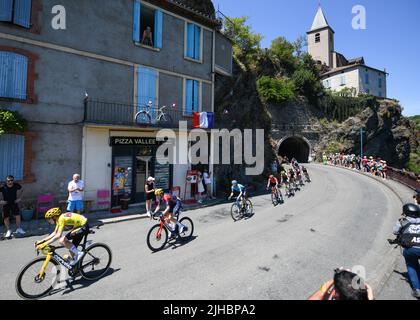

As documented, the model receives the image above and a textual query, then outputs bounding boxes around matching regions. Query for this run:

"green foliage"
[0,109,28,135]
[291,68,323,104]
[223,16,263,57]
[409,115,420,131]
[256,76,295,104]
[407,150,420,174]
[269,37,298,75]
[324,141,346,155]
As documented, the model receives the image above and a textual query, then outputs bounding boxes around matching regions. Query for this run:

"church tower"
[307,6,335,68]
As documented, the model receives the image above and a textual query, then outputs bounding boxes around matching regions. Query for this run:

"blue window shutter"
[194,25,201,60]
[11,54,28,100]
[0,134,25,180]
[193,80,199,112]
[185,80,193,115]
[154,10,163,49]
[13,0,32,28]
[133,0,141,42]
[0,0,13,22]
[186,23,195,58]
[0,52,11,98]
[137,66,157,120]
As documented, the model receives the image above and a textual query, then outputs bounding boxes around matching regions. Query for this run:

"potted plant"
[21,202,35,221]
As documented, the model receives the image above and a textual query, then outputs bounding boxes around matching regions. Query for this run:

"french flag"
[192,112,214,129]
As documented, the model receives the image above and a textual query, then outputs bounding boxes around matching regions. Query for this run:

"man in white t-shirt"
[203,169,214,200]
[67,174,85,213]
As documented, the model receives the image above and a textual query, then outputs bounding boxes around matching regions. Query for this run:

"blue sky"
[213,0,420,116]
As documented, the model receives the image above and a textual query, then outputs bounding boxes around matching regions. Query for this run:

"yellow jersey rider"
[35,208,89,265]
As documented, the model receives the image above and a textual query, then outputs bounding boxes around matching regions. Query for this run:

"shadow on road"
[47,267,121,298]
[149,235,198,253]
[392,269,411,287]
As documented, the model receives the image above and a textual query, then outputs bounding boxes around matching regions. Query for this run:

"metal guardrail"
[83,99,193,128]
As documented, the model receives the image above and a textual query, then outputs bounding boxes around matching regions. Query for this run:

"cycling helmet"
[403,203,420,218]
[45,207,62,219]
[155,188,164,197]
[232,180,238,185]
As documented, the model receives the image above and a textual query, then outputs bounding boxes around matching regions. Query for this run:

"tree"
[269,37,298,75]
[256,76,295,105]
[292,35,307,58]
[0,109,28,135]
[223,16,263,57]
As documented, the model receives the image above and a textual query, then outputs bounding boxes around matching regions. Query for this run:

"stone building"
[307,6,388,98]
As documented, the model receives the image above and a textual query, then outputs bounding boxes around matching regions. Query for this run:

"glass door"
[134,146,153,203]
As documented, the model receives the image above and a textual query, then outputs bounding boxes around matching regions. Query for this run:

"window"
[378,78,382,88]
[315,33,320,43]
[0,51,28,100]
[185,79,200,115]
[379,91,382,97]
[340,75,346,86]
[185,23,201,61]
[133,1,163,49]
[365,73,369,84]
[0,0,32,28]
[137,66,158,122]
[0,134,25,180]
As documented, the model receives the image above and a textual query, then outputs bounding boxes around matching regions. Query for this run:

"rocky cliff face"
[314,100,418,169]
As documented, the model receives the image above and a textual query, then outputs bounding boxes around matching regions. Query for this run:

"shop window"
[133,1,163,49]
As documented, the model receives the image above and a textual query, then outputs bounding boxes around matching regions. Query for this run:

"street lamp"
[351,126,366,158]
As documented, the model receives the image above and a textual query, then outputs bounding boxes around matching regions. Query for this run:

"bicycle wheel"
[231,203,242,221]
[245,199,254,216]
[271,192,278,206]
[178,217,194,240]
[135,111,151,125]
[158,114,173,127]
[79,243,112,281]
[147,224,168,252]
[16,257,60,299]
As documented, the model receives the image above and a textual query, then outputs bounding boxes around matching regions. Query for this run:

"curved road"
[0,164,404,299]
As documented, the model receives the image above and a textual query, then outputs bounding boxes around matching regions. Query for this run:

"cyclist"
[35,208,88,265]
[295,166,304,187]
[228,180,247,212]
[280,171,292,197]
[302,166,310,182]
[288,168,298,191]
[152,188,165,218]
[162,193,185,237]
[266,175,283,202]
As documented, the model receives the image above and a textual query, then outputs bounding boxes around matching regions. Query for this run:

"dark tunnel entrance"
[278,136,310,163]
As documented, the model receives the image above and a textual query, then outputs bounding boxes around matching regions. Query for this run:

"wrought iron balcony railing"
[83,99,193,128]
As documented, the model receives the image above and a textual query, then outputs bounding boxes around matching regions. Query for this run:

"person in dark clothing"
[0,175,25,238]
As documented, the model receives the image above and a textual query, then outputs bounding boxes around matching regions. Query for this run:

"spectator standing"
[67,174,85,214]
[0,175,25,237]
[145,177,155,217]
[141,26,153,47]
[203,169,214,200]
[196,171,205,204]
[361,156,368,172]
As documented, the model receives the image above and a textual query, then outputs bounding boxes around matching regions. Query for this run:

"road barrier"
[387,167,419,191]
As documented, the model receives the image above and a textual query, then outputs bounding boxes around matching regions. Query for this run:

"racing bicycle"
[16,230,112,299]
[268,186,284,206]
[230,196,254,221]
[146,211,194,252]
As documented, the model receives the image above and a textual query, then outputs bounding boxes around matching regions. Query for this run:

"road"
[0,164,407,300]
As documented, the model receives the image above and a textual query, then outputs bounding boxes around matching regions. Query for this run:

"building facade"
[0,0,232,208]
[307,6,388,98]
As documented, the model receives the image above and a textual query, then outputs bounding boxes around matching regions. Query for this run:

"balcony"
[83,99,193,129]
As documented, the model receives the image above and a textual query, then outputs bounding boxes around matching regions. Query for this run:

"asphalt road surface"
[0,164,405,300]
